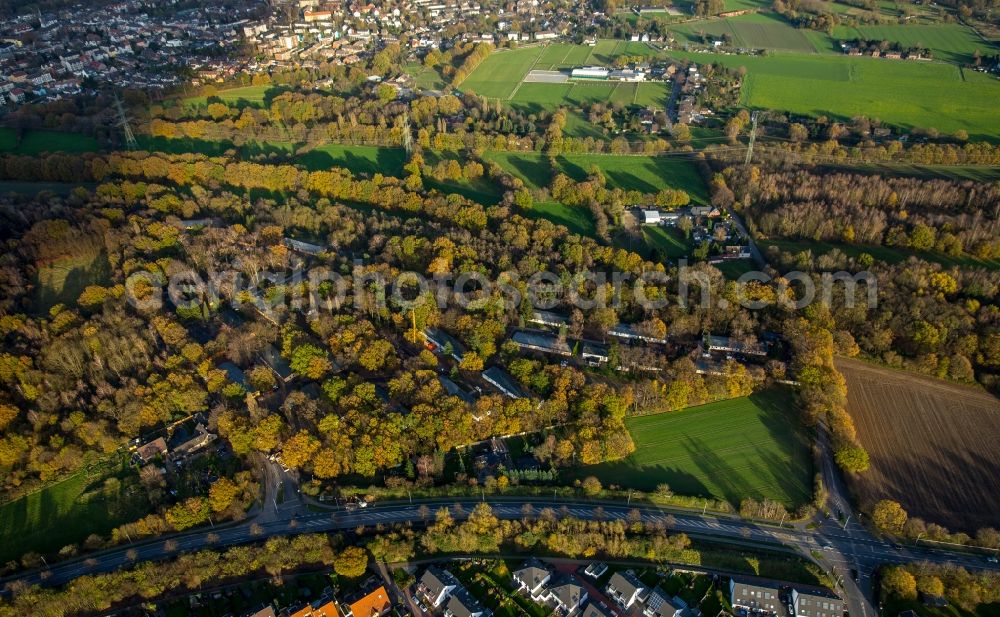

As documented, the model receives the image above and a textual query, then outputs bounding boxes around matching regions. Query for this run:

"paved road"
[3,496,997,596]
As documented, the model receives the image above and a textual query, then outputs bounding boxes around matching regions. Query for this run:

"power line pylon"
[113,92,137,150]
[743,111,759,167]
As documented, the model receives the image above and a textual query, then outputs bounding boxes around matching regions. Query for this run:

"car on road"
[987,556,998,564]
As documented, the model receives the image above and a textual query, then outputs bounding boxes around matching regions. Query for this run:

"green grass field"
[523,200,596,236]
[762,238,1000,270]
[831,23,994,64]
[181,84,278,108]
[0,129,100,155]
[667,50,1000,140]
[35,250,111,313]
[404,62,447,91]
[0,461,150,564]
[460,46,544,99]
[566,389,813,507]
[670,13,821,52]
[299,144,407,176]
[482,151,709,202]
[643,226,691,259]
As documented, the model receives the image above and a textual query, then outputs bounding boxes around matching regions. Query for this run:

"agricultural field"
[830,23,994,64]
[667,50,1000,140]
[482,151,709,202]
[566,389,813,507]
[837,357,1000,530]
[0,460,151,564]
[669,13,821,52]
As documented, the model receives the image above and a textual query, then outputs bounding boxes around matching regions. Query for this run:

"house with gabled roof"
[513,558,552,599]
[417,566,459,608]
[607,570,647,609]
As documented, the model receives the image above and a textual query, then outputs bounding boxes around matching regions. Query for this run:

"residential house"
[606,571,647,609]
[513,558,552,599]
[418,566,459,608]
[704,334,768,357]
[644,588,698,617]
[543,575,588,614]
[260,344,294,382]
[445,588,490,617]
[422,328,467,363]
[581,342,609,366]
[791,588,843,617]
[529,310,570,328]
[135,437,168,464]
[729,576,780,614]
[481,366,529,399]
[345,586,391,617]
[170,423,217,459]
[581,602,614,617]
[511,330,572,356]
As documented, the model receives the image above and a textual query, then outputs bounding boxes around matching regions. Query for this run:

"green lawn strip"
[298,144,408,176]
[563,389,813,508]
[482,151,709,202]
[0,458,151,564]
[761,238,1000,270]
[35,249,111,313]
[643,226,692,259]
[523,201,596,237]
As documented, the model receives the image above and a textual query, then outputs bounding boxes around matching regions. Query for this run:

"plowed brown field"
[836,357,1000,531]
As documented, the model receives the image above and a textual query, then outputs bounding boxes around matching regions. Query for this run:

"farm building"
[640,209,662,224]
[572,66,609,79]
[609,69,646,82]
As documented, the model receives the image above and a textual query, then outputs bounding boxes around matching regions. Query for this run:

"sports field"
[483,151,709,202]
[566,389,813,507]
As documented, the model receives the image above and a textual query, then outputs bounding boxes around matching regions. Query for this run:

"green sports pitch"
[565,389,813,507]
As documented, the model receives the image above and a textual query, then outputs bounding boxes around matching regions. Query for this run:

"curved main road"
[3,494,997,607]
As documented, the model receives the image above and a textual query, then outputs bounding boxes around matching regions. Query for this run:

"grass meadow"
[482,151,709,202]
[0,128,100,155]
[0,459,150,564]
[565,389,813,507]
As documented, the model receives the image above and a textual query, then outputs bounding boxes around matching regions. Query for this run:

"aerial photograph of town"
[0,0,997,614]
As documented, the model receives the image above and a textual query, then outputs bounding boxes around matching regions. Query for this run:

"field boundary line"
[507,45,547,100]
